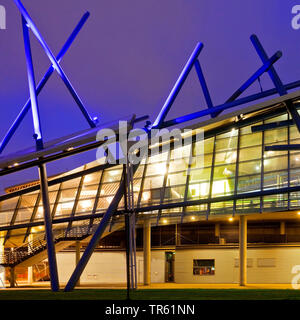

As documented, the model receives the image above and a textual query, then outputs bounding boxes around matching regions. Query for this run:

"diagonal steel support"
[13,0,96,129]
[152,36,283,129]
[64,118,137,291]
[250,34,300,133]
[22,13,59,291]
[194,59,215,116]
[152,42,204,128]
[212,49,282,118]
[22,15,43,150]
[0,12,90,154]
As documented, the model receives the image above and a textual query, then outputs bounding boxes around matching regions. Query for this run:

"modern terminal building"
[2,1,300,291]
[1,92,300,287]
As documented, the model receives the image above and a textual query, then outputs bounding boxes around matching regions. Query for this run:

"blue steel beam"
[38,163,60,291]
[13,0,96,128]
[0,12,90,154]
[211,49,282,118]
[151,42,204,129]
[64,117,139,292]
[158,49,284,129]
[22,16,43,150]
[251,120,294,132]
[250,34,300,133]
[64,169,128,291]
[22,15,60,291]
[159,83,298,129]
[193,59,215,117]
[265,145,300,151]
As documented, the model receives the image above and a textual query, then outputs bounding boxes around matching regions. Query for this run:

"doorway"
[165,251,175,282]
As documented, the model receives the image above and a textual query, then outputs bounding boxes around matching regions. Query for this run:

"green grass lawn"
[0,288,299,300]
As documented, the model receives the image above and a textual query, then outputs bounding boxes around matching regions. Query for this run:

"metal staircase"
[0,218,103,267]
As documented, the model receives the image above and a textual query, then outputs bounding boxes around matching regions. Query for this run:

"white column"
[143,220,151,285]
[0,232,5,287]
[280,221,285,235]
[75,241,81,286]
[28,234,33,285]
[239,215,247,286]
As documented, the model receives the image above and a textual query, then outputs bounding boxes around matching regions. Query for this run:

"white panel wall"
[175,247,300,284]
[57,246,300,284]
[56,250,165,284]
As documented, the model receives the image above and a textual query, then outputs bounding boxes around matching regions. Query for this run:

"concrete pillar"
[9,266,15,288]
[175,224,181,246]
[280,221,285,235]
[143,220,151,285]
[75,241,81,286]
[28,234,33,285]
[239,215,247,286]
[215,223,220,237]
[215,223,221,243]
[0,232,5,287]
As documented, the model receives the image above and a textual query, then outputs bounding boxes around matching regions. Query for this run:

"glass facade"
[0,109,300,242]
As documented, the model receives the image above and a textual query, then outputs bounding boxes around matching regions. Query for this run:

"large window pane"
[188,182,210,198]
[189,167,211,183]
[263,194,288,211]
[215,150,237,165]
[167,172,187,186]
[236,197,260,213]
[212,178,235,196]
[215,136,237,152]
[213,164,235,180]
[168,158,189,173]
[264,171,288,190]
[264,128,287,144]
[264,156,288,172]
[240,123,262,135]
[239,146,261,162]
[240,132,262,148]
[237,175,261,193]
[239,160,261,176]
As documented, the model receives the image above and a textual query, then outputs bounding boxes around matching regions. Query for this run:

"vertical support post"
[75,241,81,287]
[39,163,59,291]
[215,223,220,243]
[239,215,247,286]
[125,213,130,299]
[280,221,286,243]
[28,233,33,285]
[0,232,5,287]
[143,219,151,286]
[9,266,15,288]
[280,221,286,235]
[175,224,181,246]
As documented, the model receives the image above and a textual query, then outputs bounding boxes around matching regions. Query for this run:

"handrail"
[0,217,103,266]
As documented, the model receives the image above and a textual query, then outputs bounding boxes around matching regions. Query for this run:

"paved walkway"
[3,282,295,290]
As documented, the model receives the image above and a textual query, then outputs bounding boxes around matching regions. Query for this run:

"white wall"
[56,250,165,285]
[175,247,300,284]
[57,246,300,285]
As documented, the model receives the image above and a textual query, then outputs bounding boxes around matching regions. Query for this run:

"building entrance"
[165,251,175,282]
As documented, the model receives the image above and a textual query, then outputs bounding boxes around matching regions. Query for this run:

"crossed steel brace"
[1,0,98,291]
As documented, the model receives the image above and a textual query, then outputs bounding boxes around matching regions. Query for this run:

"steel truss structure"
[1,0,300,292]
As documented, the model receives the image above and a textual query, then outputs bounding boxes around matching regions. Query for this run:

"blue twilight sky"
[0,0,299,192]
